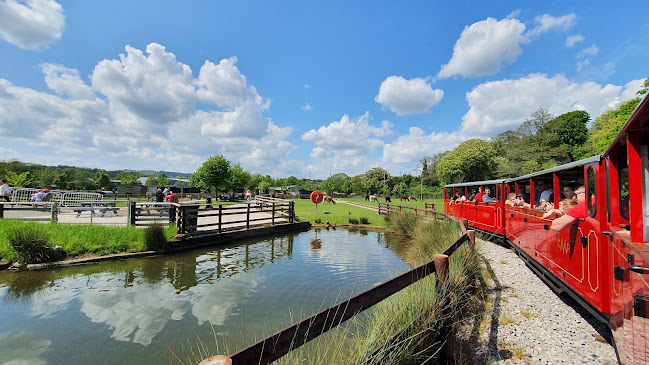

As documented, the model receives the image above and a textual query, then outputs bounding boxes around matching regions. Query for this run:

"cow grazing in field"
[408,196,417,201]
[385,196,391,203]
[369,195,378,202]
[323,196,336,204]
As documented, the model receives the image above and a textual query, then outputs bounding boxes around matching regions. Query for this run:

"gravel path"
[466,239,618,364]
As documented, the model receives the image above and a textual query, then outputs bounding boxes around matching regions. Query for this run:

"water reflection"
[0,330,51,364]
[0,229,408,363]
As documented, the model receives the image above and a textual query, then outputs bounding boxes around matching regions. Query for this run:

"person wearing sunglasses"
[551,186,587,232]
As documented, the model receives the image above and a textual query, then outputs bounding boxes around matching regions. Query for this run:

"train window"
[587,167,597,218]
[619,167,629,221]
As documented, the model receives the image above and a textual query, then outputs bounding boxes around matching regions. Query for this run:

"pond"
[0,228,411,364]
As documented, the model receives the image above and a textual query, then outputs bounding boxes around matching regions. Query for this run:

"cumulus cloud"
[301,103,312,111]
[437,17,526,79]
[577,44,599,58]
[375,76,444,115]
[459,73,642,136]
[566,35,584,48]
[0,0,64,50]
[0,43,300,175]
[302,112,393,173]
[529,14,576,36]
[577,59,590,72]
[382,127,465,167]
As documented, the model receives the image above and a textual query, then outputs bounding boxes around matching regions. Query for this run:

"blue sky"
[0,1,647,179]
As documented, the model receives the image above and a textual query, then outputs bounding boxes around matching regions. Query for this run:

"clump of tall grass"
[144,224,168,251]
[6,224,64,264]
[348,217,359,225]
[359,217,369,225]
[273,215,482,364]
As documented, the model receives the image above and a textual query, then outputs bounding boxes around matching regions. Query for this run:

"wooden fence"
[377,202,436,216]
[200,210,473,365]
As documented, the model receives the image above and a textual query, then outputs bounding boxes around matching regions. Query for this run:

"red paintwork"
[443,95,649,364]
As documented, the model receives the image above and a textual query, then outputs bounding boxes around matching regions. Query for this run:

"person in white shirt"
[0,179,10,202]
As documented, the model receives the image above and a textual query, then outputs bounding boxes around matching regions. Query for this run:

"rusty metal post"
[434,254,449,285]
[199,355,232,365]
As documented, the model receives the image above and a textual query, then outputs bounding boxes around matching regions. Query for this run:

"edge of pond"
[20,222,312,271]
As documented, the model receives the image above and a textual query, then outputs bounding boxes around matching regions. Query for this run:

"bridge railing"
[200,213,474,365]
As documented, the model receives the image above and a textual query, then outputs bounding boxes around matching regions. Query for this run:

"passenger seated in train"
[542,199,578,218]
[505,192,531,208]
[467,190,477,201]
[562,184,576,200]
[474,189,483,202]
[550,186,587,232]
[482,187,495,203]
[538,181,553,210]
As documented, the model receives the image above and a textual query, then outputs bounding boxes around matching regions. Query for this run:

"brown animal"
[400,195,408,201]
[323,195,336,204]
[385,196,391,203]
[408,196,417,201]
[369,195,378,202]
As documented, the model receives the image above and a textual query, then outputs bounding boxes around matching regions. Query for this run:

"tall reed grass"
[180,212,481,364]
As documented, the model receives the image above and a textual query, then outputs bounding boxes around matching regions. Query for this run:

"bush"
[359,217,369,225]
[8,224,64,264]
[314,218,322,224]
[348,218,359,225]
[144,224,167,251]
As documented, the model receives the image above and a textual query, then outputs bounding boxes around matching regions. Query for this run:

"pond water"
[0,228,410,364]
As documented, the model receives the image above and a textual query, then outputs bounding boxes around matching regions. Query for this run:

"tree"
[420,152,447,187]
[228,163,251,191]
[6,171,34,188]
[190,155,231,193]
[436,139,497,185]
[94,170,114,190]
[53,173,70,190]
[118,172,141,185]
[364,168,392,194]
[323,173,349,194]
[146,173,170,188]
[537,110,589,162]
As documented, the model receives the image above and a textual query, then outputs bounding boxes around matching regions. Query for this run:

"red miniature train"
[445,94,649,364]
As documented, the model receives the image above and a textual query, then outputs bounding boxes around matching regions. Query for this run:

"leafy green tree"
[7,171,34,188]
[393,181,408,196]
[71,170,95,190]
[190,155,231,193]
[420,152,447,187]
[323,173,349,194]
[146,173,171,188]
[118,172,141,185]
[53,173,70,190]
[228,163,251,191]
[437,139,497,185]
[258,180,270,193]
[537,110,589,162]
[94,170,114,190]
[364,168,392,194]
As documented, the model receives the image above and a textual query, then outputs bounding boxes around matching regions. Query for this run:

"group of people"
[449,186,497,204]
[155,187,174,202]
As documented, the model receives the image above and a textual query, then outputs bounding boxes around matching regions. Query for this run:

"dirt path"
[336,200,381,212]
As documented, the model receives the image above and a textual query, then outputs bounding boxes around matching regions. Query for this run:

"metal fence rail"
[200,213,474,365]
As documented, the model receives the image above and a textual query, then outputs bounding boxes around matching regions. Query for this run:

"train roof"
[603,92,649,158]
[445,178,507,188]
[506,155,601,181]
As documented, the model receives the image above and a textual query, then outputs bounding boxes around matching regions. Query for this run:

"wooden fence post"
[290,201,294,223]
[177,205,185,234]
[218,205,223,233]
[272,202,275,226]
[129,201,136,226]
[51,202,58,223]
[434,254,449,285]
[467,230,476,251]
[169,204,176,224]
[0,203,4,218]
[246,203,250,230]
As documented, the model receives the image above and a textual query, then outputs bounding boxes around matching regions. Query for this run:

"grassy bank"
[291,196,444,226]
[0,220,177,262]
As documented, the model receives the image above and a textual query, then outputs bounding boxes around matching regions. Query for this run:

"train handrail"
[200,217,474,365]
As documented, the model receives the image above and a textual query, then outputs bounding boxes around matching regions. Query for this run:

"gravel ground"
[462,238,618,365]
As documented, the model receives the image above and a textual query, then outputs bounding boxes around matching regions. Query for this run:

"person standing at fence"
[155,188,164,202]
[0,179,10,203]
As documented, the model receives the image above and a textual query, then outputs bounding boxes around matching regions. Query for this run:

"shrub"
[8,224,63,264]
[348,218,359,225]
[359,217,369,225]
[314,218,322,224]
[144,224,167,251]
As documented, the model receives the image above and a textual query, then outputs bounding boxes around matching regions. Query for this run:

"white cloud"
[437,17,526,79]
[375,76,443,115]
[506,9,521,19]
[529,14,576,36]
[304,83,310,89]
[577,59,590,72]
[0,43,300,176]
[459,73,641,136]
[577,44,599,58]
[382,127,465,168]
[0,0,64,50]
[301,103,312,111]
[566,35,584,48]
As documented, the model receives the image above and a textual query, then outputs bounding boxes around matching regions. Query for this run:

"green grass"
[0,220,177,262]
[291,196,444,226]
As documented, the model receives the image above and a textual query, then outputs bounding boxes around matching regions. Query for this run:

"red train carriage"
[443,93,649,364]
[444,179,507,237]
